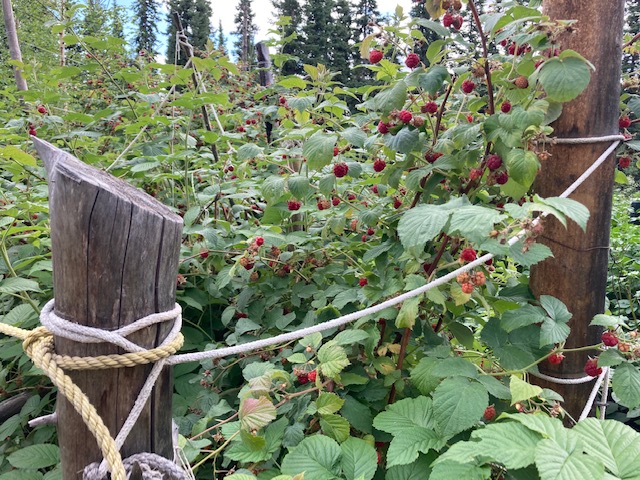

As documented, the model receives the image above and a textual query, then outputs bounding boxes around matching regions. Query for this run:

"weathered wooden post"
[530,1,625,419]
[33,138,183,479]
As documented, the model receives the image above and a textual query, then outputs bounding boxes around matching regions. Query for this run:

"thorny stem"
[468,0,495,115]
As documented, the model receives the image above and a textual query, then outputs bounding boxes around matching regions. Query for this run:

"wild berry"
[332,197,340,206]
[469,168,483,181]
[451,15,463,30]
[584,357,603,377]
[460,247,477,262]
[255,236,265,246]
[317,199,331,210]
[425,152,443,164]
[483,405,496,422]
[359,277,368,287]
[347,193,357,201]
[486,154,503,171]
[461,79,475,93]
[548,352,565,364]
[28,127,37,136]
[377,121,390,134]
[287,199,302,211]
[369,49,384,64]
[442,12,454,27]
[297,372,309,384]
[514,75,529,89]
[466,114,474,123]
[333,147,339,156]
[333,162,349,178]
[37,105,47,114]
[619,115,632,129]
[411,116,425,128]
[461,282,474,294]
[393,198,402,209]
[373,158,386,172]
[602,331,619,347]
[456,272,470,284]
[200,249,209,259]
[239,257,255,270]
[372,185,379,194]
[362,234,368,242]
[398,110,413,123]
[422,101,438,114]
[236,125,245,132]
[495,171,509,185]
[472,271,486,286]
[279,96,287,105]
[367,227,375,236]
[405,52,420,69]
[308,370,317,382]
[619,156,632,169]
[501,101,512,113]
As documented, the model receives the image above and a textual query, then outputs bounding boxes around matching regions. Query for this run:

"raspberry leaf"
[320,414,350,443]
[317,340,350,379]
[340,437,377,480]
[397,205,450,254]
[281,435,342,480]
[303,130,338,171]
[534,437,604,480]
[433,377,489,438]
[537,53,591,103]
[612,363,640,410]
[509,376,543,406]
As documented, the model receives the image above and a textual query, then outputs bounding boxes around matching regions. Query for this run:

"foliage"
[1,1,640,479]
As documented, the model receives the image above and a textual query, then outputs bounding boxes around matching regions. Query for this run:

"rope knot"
[22,326,54,358]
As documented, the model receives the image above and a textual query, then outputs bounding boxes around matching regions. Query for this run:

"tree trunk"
[33,138,183,479]
[2,0,28,91]
[530,0,625,420]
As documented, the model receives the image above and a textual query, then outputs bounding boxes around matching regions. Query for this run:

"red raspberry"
[37,105,47,114]
[393,198,402,209]
[620,116,632,129]
[442,12,454,27]
[501,101,512,113]
[28,127,37,137]
[239,257,255,270]
[461,282,474,294]
[333,162,349,178]
[486,154,503,171]
[398,110,413,123]
[236,312,248,318]
[377,121,390,134]
[483,405,496,422]
[317,199,331,210]
[472,271,486,286]
[405,53,420,69]
[369,49,384,64]
[362,234,368,242]
[466,114,474,123]
[377,451,382,465]
[332,197,340,206]
[347,193,357,201]
[460,247,477,262]
[367,227,375,236]
[602,331,619,347]
[619,156,632,169]
[495,171,509,185]
[287,199,302,211]
[422,101,438,114]
[359,277,368,287]
[255,236,265,246]
[333,147,339,156]
[308,370,317,382]
[548,352,564,364]
[297,372,309,384]
[372,185,379,194]
[237,126,245,132]
[199,249,209,259]
[469,168,483,181]
[584,357,603,377]
[425,152,443,163]
[461,79,475,94]
[373,158,386,172]
[279,96,287,105]
[451,15,463,30]
[514,75,529,89]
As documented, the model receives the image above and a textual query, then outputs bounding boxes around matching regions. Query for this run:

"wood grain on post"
[530,1,625,419]
[33,138,183,479]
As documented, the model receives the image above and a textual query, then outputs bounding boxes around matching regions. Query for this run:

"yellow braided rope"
[0,321,184,480]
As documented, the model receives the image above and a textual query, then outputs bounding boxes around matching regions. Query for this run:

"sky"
[212,0,415,54]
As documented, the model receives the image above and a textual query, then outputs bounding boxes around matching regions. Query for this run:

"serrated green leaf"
[447,206,506,244]
[472,422,541,469]
[384,126,420,154]
[573,418,640,479]
[281,435,342,480]
[340,437,377,480]
[374,81,407,114]
[410,357,442,395]
[397,205,449,253]
[239,397,276,431]
[538,55,591,102]
[429,461,492,480]
[320,414,350,443]
[501,304,547,332]
[510,376,543,405]
[386,453,435,480]
[590,314,625,328]
[237,143,263,162]
[316,393,345,415]
[386,427,445,467]
[373,396,435,435]
[8,445,59,469]
[535,437,604,480]
[318,341,350,379]
[433,377,488,438]
[262,176,286,203]
[333,329,369,346]
[612,363,640,410]
[540,197,590,232]
[304,131,338,171]
[417,65,449,95]
[0,277,41,294]
[431,357,478,378]
[539,295,572,323]
[395,295,420,329]
[287,175,312,198]
[506,149,540,188]
[540,318,570,347]
[477,376,511,400]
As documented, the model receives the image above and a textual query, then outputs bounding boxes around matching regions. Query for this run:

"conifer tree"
[233,0,258,68]
[134,0,159,55]
[300,0,334,66]
[191,0,213,50]
[272,0,303,75]
[330,0,353,84]
[217,19,226,53]
[166,0,212,64]
[351,0,379,87]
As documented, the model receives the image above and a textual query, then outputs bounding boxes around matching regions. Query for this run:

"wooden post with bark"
[33,138,183,479]
[2,0,28,91]
[530,0,625,419]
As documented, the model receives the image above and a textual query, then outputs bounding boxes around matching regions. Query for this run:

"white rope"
[599,367,611,420]
[579,367,609,421]
[541,134,626,145]
[530,370,598,385]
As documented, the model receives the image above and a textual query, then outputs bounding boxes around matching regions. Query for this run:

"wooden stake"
[2,0,28,91]
[530,0,625,420]
[33,138,182,479]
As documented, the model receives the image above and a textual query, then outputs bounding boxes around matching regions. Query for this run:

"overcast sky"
[213,0,415,47]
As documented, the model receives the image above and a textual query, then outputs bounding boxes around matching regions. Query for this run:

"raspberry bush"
[2,1,640,479]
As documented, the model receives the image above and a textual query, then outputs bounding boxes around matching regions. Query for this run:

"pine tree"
[233,0,258,68]
[300,0,334,67]
[217,19,226,53]
[191,0,212,51]
[329,0,353,84]
[166,0,211,64]
[351,0,379,87]
[133,0,159,55]
[272,0,303,75]
[409,0,439,62]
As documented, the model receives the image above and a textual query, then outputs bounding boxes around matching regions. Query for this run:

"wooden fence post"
[530,1,625,419]
[33,138,183,479]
